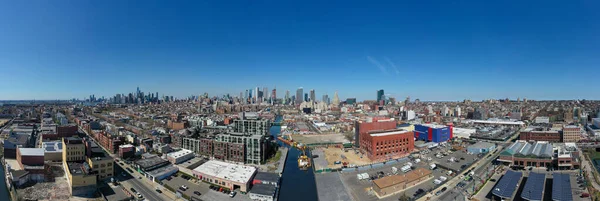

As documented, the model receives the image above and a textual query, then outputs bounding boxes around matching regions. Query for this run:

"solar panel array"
[492,170,523,198]
[552,173,573,201]
[521,172,546,201]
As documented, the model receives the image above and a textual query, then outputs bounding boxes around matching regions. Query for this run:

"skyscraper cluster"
[92,87,169,104]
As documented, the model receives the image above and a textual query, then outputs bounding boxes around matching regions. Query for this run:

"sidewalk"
[580,151,600,190]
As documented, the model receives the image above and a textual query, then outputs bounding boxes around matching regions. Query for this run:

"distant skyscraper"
[285,90,290,103]
[271,88,277,103]
[304,93,308,102]
[310,89,316,102]
[296,87,303,105]
[333,91,340,106]
[322,94,329,104]
[255,87,259,102]
[377,89,384,102]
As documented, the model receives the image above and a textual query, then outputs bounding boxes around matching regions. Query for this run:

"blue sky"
[1,0,599,101]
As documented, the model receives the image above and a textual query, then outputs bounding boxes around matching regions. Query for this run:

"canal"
[271,116,318,201]
[0,163,10,201]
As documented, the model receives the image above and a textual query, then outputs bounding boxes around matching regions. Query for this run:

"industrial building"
[252,172,280,187]
[467,142,496,154]
[355,117,397,147]
[498,141,580,169]
[166,149,194,164]
[372,168,433,198]
[249,183,277,201]
[42,141,63,162]
[17,148,45,168]
[359,129,414,161]
[519,127,561,142]
[192,160,257,192]
[414,124,452,143]
[134,154,177,182]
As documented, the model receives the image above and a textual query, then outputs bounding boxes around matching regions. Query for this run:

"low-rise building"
[65,162,97,196]
[17,148,44,168]
[192,160,257,192]
[42,141,63,162]
[467,142,496,154]
[519,127,561,142]
[166,149,194,164]
[249,183,277,201]
[372,168,433,198]
[252,172,280,187]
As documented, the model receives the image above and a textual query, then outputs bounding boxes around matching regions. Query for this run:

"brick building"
[519,127,561,142]
[360,129,414,161]
[355,117,397,147]
[498,141,580,169]
[561,125,580,143]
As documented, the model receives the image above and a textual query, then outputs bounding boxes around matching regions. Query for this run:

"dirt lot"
[18,177,71,200]
[291,133,350,145]
[320,147,372,169]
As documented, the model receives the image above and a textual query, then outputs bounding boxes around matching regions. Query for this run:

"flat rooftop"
[368,129,411,137]
[193,160,256,184]
[18,148,44,156]
[136,156,168,169]
[166,149,193,159]
[67,162,92,175]
[42,142,63,152]
[418,124,447,129]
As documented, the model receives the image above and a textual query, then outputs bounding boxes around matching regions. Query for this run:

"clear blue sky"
[1,0,599,101]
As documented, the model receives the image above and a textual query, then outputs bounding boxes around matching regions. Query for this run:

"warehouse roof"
[193,160,256,184]
[249,183,276,196]
[254,172,280,183]
[18,148,44,156]
[166,149,193,159]
[468,142,495,149]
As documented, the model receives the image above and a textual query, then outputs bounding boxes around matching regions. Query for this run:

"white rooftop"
[19,148,44,156]
[167,149,193,159]
[369,129,411,137]
[419,123,447,129]
[193,160,256,184]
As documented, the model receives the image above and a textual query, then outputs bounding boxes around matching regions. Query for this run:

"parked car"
[435,190,443,196]
[441,187,447,192]
[130,188,137,193]
[166,176,172,180]
[155,189,162,193]
[179,186,186,191]
[194,191,201,196]
[490,179,496,182]
[229,191,236,198]
[181,185,189,190]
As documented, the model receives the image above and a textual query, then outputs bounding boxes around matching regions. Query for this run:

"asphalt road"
[115,162,167,201]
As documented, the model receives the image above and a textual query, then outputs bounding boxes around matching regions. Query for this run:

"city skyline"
[2,1,600,101]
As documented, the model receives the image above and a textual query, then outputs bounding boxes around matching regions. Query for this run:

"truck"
[469,171,475,176]
[401,165,412,173]
[446,170,453,176]
[392,167,398,174]
[429,163,437,170]
[439,176,447,181]
[406,162,413,167]
[414,159,421,163]
[433,179,442,185]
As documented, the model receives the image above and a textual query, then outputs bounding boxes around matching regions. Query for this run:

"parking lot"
[419,143,481,173]
[339,159,452,201]
[162,175,208,200]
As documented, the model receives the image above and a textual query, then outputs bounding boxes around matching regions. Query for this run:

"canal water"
[271,116,318,201]
[0,163,10,201]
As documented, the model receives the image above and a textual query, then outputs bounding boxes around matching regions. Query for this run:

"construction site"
[312,146,372,170]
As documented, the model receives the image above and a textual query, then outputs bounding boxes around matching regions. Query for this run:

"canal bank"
[271,115,319,201]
